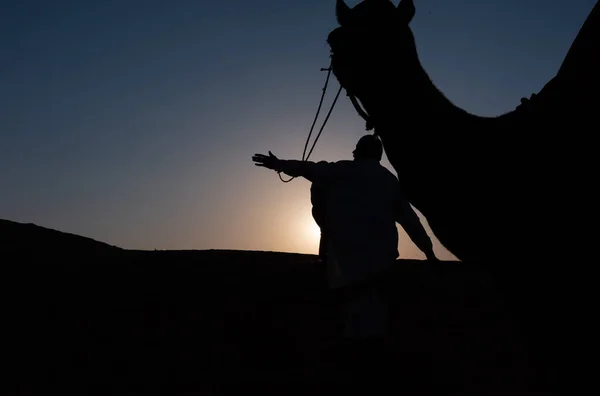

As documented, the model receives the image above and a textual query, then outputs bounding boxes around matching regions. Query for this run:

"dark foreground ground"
[3,219,537,394]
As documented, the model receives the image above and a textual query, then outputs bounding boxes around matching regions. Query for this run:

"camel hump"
[542,2,599,98]
[558,1,599,78]
[522,2,599,115]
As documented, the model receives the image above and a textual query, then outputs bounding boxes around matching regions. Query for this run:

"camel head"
[328,0,419,103]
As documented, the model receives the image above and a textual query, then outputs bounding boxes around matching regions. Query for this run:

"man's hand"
[252,151,281,172]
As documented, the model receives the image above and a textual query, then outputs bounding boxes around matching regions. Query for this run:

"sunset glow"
[290,206,322,255]
[307,218,321,244]
[1,1,593,262]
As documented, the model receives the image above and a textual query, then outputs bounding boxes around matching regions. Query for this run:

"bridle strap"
[277,64,376,184]
[348,93,375,132]
[278,63,343,183]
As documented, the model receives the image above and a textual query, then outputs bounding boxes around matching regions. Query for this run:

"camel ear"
[336,0,352,26]
[397,0,416,24]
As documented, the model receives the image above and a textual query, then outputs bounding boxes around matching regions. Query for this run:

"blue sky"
[1,0,596,258]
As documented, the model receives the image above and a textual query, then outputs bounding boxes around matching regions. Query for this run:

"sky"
[1,0,596,259]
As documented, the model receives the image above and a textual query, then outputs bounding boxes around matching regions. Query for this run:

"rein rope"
[278,61,375,183]
[278,62,343,183]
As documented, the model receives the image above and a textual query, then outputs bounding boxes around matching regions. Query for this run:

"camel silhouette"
[328,0,598,392]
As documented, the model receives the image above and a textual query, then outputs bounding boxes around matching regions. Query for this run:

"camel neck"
[356,65,481,134]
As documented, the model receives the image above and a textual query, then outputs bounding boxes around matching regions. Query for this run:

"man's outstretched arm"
[252,152,331,182]
[396,196,438,261]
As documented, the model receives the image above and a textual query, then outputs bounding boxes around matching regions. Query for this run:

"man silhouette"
[253,135,438,381]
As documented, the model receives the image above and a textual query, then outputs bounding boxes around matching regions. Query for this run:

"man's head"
[352,134,383,161]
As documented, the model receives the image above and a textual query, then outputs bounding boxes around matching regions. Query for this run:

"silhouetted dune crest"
[3,218,540,393]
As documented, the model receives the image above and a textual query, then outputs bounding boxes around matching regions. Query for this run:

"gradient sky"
[1,0,596,259]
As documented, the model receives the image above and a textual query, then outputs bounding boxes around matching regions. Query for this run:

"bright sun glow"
[303,218,322,254]
[308,219,321,242]
[294,213,322,254]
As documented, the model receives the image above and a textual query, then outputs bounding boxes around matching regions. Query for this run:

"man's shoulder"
[383,166,399,182]
[371,163,399,181]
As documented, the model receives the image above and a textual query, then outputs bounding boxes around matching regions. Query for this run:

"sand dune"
[3,219,536,394]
